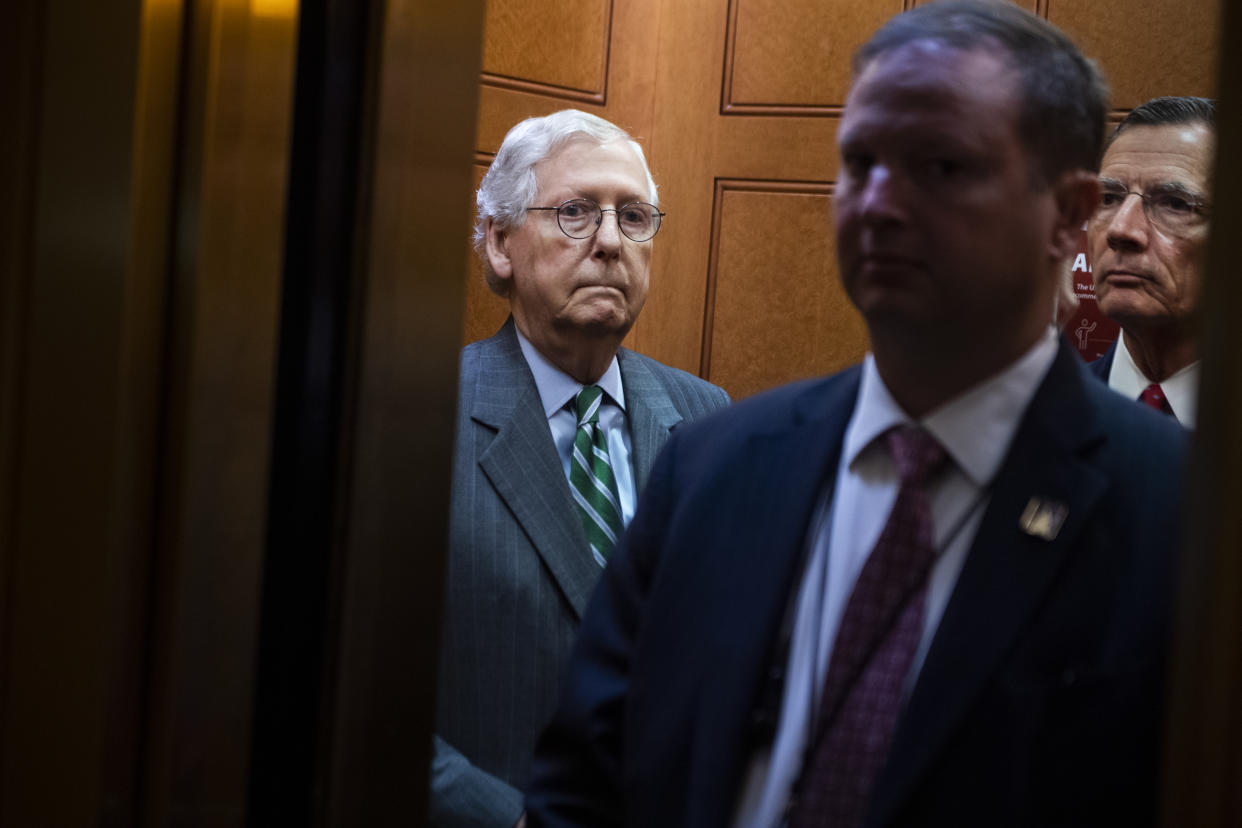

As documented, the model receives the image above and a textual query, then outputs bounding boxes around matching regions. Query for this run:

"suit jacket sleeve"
[523,427,683,828]
[430,734,524,827]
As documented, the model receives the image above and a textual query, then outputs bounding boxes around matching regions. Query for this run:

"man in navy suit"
[526,3,1188,826]
[1088,96,1214,426]
[431,110,729,827]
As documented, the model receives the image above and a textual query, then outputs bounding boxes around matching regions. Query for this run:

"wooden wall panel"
[725,0,905,113]
[1049,0,1219,110]
[629,0,731,373]
[634,0,863,381]
[482,0,612,101]
[913,0,1037,10]
[475,87,580,152]
[705,182,866,398]
[463,159,511,344]
[715,117,837,181]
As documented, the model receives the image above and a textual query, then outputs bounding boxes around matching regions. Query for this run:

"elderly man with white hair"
[430,109,729,826]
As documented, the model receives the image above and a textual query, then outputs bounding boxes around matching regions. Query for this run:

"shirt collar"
[515,326,625,418]
[1110,335,1199,426]
[844,327,1059,487]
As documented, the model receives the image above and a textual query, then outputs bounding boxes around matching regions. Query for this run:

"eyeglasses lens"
[556,199,661,241]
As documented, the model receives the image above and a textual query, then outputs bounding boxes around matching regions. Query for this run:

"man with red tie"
[1088,96,1214,426]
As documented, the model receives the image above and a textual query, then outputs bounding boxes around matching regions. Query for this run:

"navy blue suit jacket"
[526,340,1188,827]
[1088,339,1117,380]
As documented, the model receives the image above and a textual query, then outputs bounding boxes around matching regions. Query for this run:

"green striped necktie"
[570,385,624,566]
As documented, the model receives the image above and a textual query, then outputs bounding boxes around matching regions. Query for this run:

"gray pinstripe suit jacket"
[431,318,729,826]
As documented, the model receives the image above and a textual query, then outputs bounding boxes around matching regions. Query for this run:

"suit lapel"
[695,373,862,815]
[617,349,683,494]
[472,320,597,620]
[1087,338,1116,380]
[870,344,1110,826]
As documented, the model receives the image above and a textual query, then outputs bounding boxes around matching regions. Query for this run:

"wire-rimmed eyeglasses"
[1096,180,1210,235]
[526,198,665,242]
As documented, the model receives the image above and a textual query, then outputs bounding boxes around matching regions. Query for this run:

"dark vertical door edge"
[247,0,377,823]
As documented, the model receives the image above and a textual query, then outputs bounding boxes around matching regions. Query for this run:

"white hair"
[474,109,658,296]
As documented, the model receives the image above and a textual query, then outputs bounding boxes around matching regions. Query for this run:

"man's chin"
[1097,293,1161,328]
[853,292,937,329]
[559,309,635,339]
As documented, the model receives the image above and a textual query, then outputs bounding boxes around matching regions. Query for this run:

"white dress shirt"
[515,328,637,529]
[1106,335,1199,427]
[732,328,1059,828]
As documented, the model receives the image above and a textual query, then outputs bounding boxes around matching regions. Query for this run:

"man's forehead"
[852,40,1015,94]
[541,136,638,168]
[535,138,646,191]
[844,41,1019,123]
[1102,123,1214,187]
[839,41,1020,145]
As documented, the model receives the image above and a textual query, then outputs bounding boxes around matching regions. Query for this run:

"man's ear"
[485,218,515,281]
[1049,169,1099,259]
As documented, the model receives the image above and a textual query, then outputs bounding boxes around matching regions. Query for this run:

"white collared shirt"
[1106,335,1199,427]
[732,328,1059,828]
[514,328,637,528]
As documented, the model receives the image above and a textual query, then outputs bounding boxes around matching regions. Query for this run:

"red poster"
[1061,222,1119,362]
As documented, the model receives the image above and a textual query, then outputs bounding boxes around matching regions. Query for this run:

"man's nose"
[857,165,904,223]
[1106,192,1151,250]
[592,210,624,254]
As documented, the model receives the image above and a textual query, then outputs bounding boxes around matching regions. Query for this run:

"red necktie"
[788,425,946,828]
[1138,383,1174,416]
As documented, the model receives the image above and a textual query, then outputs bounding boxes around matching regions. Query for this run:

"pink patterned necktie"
[1138,383,1173,416]
[788,425,947,828]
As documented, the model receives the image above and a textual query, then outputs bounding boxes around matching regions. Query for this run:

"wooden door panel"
[715,118,837,181]
[912,0,1036,9]
[726,0,907,113]
[462,161,511,345]
[631,0,731,374]
[475,0,658,152]
[1048,0,1220,108]
[636,0,870,393]
[704,182,866,398]
[481,0,611,101]
[474,87,586,152]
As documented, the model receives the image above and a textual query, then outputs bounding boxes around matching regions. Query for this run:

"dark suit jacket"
[1088,339,1116,380]
[526,340,1188,827]
[432,318,730,826]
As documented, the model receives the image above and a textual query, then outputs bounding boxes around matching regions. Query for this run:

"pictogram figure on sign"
[1075,319,1097,349]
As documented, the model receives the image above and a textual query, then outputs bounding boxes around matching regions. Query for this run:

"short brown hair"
[1106,96,1216,153]
[856,0,1110,182]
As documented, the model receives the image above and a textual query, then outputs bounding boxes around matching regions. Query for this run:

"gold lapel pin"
[1018,497,1068,541]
